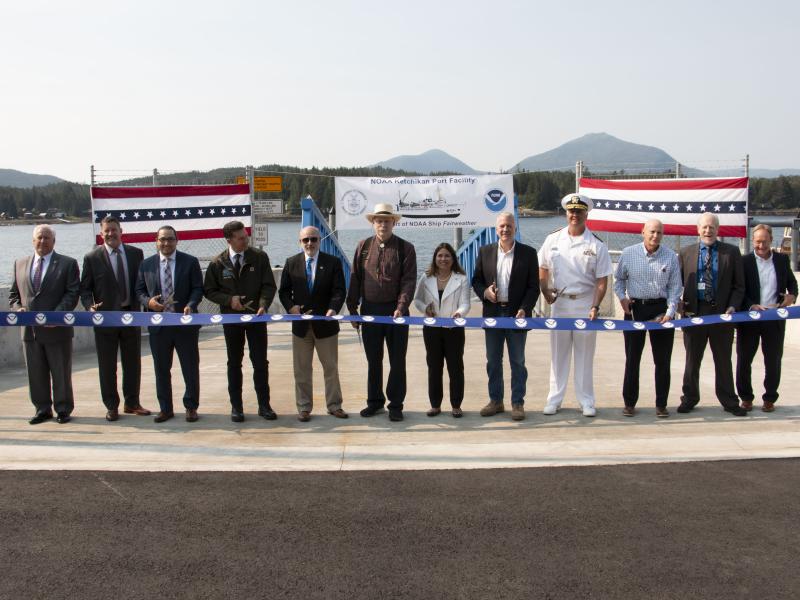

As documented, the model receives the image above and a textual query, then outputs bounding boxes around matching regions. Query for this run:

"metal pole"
[454,227,463,250]
[675,162,681,178]
[575,161,583,192]
[328,206,336,231]
[152,168,158,186]
[90,165,95,186]
[792,218,799,272]
[745,217,751,254]
[745,154,750,178]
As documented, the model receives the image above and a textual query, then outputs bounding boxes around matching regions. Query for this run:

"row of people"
[8,197,795,425]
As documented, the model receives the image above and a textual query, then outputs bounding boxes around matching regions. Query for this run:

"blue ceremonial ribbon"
[1,306,799,331]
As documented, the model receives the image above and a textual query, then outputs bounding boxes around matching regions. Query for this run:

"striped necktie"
[32,257,43,293]
[162,257,174,312]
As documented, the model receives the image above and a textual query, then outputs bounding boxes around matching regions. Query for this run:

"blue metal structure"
[456,195,521,284]
[301,196,352,286]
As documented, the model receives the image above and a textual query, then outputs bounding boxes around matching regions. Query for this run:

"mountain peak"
[373,149,479,175]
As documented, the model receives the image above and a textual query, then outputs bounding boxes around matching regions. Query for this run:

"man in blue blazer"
[135,225,204,423]
[736,224,797,412]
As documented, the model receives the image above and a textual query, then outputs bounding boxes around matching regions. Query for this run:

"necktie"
[234,253,241,275]
[114,249,128,306]
[305,256,313,291]
[32,257,43,293]
[703,247,714,303]
[162,258,174,312]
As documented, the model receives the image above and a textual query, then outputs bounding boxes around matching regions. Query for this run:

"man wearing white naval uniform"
[539,194,612,417]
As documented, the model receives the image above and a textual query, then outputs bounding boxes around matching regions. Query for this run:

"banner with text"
[334,174,515,229]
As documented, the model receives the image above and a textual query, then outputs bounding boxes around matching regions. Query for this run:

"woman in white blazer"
[413,243,471,417]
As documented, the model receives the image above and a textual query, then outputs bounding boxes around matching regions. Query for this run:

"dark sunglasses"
[300,237,319,243]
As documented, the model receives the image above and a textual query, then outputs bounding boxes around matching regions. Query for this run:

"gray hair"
[32,224,55,240]
[752,223,773,240]
[697,212,719,227]
[495,211,515,223]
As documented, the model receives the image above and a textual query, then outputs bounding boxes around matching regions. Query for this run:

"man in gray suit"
[9,224,80,424]
[80,216,152,421]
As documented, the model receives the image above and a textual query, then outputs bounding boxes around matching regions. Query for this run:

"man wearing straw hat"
[346,203,417,422]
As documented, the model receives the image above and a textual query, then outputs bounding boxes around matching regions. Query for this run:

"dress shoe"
[656,407,670,418]
[426,407,441,417]
[451,407,463,418]
[106,409,119,422]
[258,408,277,420]
[542,403,559,415]
[298,411,311,422]
[622,406,635,417]
[154,411,174,423]
[511,404,525,421]
[676,403,693,414]
[740,400,753,412]
[582,406,597,418]
[231,411,245,423]
[327,408,348,419]
[185,409,199,422]
[724,406,748,417]
[762,401,775,413]
[479,402,505,417]
[124,405,152,416]
[388,408,404,422]
[56,413,71,424]
[360,405,385,417]
[29,411,53,425]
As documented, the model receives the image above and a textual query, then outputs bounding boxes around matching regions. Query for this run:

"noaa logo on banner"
[603,320,616,330]
[362,316,375,322]
[777,308,789,319]
[63,313,75,325]
[300,314,314,320]
[240,314,254,322]
[270,314,284,321]
[545,319,557,329]
[484,318,497,327]
[515,318,528,328]
[92,313,104,325]
[748,311,761,320]
[35,313,47,325]
[393,317,406,324]
[211,315,223,324]
[720,314,733,322]
[121,313,134,325]
[574,319,587,330]
[632,322,646,330]
[423,317,436,326]
[661,321,675,329]
[6,313,18,325]
[181,315,194,324]
[341,189,367,216]
[150,314,163,325]
[484,189,507,212]
[332,315,344,320]
[691,317,704,325]
[453,317,466,327]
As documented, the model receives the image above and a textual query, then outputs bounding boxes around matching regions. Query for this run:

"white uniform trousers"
[546,296,597,409]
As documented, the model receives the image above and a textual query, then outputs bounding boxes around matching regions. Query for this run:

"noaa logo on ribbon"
[603,320,616,330]
[240,314,254,322]
[748,311,761,320]
[720,314,732,322]
[545,319,557,329]
[484,318,497,327]
[453,318,466,327]
[340,189,367,216]
[270,314,284,321]
[181,315,193,324]
[211,314,223,324]
[150,314,163,325]
[515,318,528,328]
[393,317,406,324]
[6,313,18,325]
[332,314,344,320]
[300,314,314,320]
[691,317,704,325]
[633,322,646,330]
[35,313,47,325]
[362,316,375,322]
[423,317,436,326]
[777,308,789,319]
[574,319,587,330]
[63,313,75,325]
[661,321,675,329]
[121,313,134,325]
[92,313,104,325]
[484,189,507,212]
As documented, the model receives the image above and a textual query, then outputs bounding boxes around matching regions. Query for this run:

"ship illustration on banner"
[395,187,464,219]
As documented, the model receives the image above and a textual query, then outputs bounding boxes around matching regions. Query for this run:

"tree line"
[1,167,798,218]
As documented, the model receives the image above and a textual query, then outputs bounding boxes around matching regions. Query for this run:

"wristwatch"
[591,305,600,311]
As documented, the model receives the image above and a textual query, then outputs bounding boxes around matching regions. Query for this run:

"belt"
[631,298,666,306]
[560,293,587,300]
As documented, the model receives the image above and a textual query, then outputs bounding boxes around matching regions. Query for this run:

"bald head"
[642,219,664,253]
[299,226,321,256]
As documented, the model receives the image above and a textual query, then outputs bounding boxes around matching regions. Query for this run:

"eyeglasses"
[300,237,319,243]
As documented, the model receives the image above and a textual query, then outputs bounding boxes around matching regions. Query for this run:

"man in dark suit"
[279,226,347,421]
[678,212,747,416]
[736,224,797,413]
[472,211,539,421]
[135,225,204,423]
[80,216,151,421]
[204,220,277,422]
[9,224,80,424]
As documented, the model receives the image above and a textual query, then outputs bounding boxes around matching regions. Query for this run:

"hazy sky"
[1,0,796,183]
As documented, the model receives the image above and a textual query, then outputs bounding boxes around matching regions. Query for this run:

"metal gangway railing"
[301,196,352,287]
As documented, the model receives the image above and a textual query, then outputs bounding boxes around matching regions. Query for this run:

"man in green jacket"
[204,220,277,422]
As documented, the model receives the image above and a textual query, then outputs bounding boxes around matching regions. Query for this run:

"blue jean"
[484,317,528,405]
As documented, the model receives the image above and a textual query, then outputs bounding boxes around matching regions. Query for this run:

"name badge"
[697,282,706,290]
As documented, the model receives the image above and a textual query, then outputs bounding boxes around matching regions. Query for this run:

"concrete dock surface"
[1,322,798,471]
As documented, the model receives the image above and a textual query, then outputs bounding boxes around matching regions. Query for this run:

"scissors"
[552,286,567,301]
[161,293,177,308]
[238,296,255,312]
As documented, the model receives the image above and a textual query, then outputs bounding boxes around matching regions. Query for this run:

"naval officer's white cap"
[561,193,593,211]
